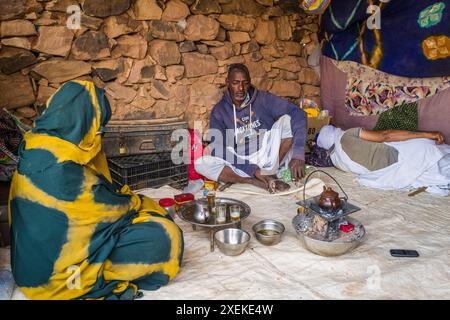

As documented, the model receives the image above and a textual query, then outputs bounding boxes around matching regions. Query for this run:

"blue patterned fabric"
[320,0,450,77]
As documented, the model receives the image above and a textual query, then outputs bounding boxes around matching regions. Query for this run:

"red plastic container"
[339,222,355,233]
[174,193,195,205]
[159,198,175,207]
[159,198,176,217]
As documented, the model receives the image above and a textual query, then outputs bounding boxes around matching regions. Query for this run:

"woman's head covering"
[19,80,112,170]
[317,125,337,150]
[32,81,111,156]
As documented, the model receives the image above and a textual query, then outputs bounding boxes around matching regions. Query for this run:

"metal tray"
[178,197,251,228]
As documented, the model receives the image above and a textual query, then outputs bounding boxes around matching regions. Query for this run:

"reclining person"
[316,125,450,196]
[195,64,308,193]
[8,81,184,299]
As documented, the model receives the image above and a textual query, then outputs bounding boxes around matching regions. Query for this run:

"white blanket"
[4,169,450,300]
[355,139,450,196]
[330,129,450,196]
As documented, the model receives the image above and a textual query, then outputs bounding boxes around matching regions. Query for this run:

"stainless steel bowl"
[214,228,251,256]
[252,219,285,246]
[293,217,366,256]
[297,233,362,256]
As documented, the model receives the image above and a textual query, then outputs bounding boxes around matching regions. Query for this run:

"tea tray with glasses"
[178,197,251,252]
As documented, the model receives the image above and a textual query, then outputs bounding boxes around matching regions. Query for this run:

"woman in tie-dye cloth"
[8,80,184,300]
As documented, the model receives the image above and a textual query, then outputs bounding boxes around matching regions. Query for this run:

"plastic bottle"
[182,179,204,194]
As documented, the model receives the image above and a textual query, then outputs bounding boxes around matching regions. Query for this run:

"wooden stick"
[408,187,427,197]
[218,182,233,192]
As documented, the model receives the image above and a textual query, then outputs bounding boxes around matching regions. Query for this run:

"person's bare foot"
[255,174,289,193]
[255,169,291,193]
[273,179,290,192]
[267,177,290,193]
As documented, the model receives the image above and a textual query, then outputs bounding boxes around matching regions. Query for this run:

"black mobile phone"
[390,249,419,257]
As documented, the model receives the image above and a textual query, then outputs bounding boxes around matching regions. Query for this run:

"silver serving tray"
[178,197,251,228]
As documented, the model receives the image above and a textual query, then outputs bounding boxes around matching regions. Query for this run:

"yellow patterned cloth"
[8,81,184,300]
[301,0,331,14]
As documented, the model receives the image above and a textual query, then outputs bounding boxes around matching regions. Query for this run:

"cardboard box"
[306,116,331,153]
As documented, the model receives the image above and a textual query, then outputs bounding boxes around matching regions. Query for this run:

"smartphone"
[390,249,419,258]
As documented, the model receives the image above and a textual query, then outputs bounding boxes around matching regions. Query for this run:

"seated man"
[316,125,450,196]
[195,64,308,193]
[9,81,184,299]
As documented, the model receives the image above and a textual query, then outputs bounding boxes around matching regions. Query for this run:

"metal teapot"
[319,186,341,210]
[193,202,210,223]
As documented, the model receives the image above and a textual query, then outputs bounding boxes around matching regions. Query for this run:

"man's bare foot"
[255,169,292,193]
[273,179,290,192]
[267,177,290,193]
[216,167,290,193]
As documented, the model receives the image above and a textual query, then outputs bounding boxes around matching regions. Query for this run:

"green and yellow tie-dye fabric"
[8,81,184,300]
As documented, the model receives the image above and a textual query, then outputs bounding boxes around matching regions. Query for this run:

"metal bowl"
[214,228,251,256]
[293,217,366,257]
[252,219,285,246]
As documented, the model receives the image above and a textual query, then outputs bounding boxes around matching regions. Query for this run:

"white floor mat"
[3,168,450,299]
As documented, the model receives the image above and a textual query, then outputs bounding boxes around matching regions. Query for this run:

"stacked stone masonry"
[0,0,321,130]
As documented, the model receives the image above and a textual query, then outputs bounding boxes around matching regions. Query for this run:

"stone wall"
[0,0,321,129]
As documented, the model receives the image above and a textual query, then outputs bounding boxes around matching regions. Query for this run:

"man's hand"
[255,168,273,190]
[289,159,305,183]
[429,131,445,144]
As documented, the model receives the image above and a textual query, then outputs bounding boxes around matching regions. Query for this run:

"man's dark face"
[227,70,251,106]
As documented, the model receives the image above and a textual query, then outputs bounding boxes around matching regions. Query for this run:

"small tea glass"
[206,191,216,214]
[230,205,241,222]
[216,203,227,224]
